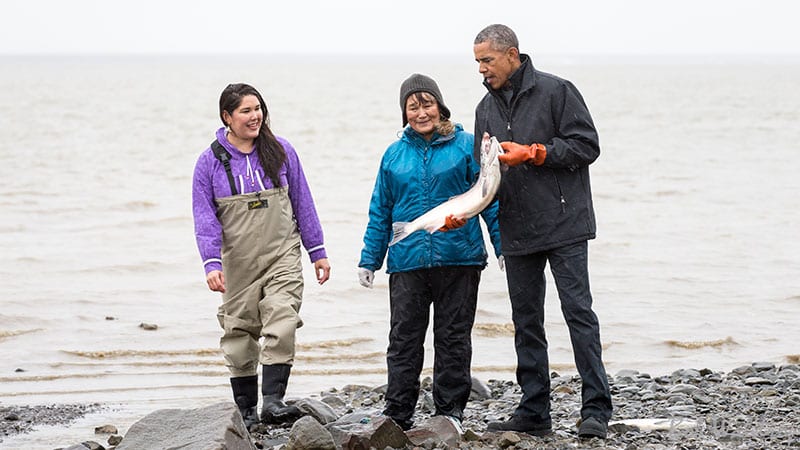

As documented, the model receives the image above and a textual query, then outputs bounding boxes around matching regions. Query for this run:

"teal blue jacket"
[359,124,501,274]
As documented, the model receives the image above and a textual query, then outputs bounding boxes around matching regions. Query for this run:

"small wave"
[471,365,517,373]
[299,352,384,363]
[10,256,42,264]
[127,216,189,227]
[0,370,228,383]
[50,360,224,368]
[292,364,564,378]
[654,189,685,197]
[61,348,221,359]
[58,347,384,363]
[91,261,174,273]
[296,337,373,351]
[292,367,386,376]
[0,383,224,397]
[0,328,42,341]
[109,200,158,211]
[664,336,738,349]
[0,370,227,384]
[64,260,177,275]
[0,224,26,232]
[50,353,385,367]
[470,363,575,373]
[473,322,514,337]
[2,189,46,197]
[65,215,188,233]
[0,373,95,383]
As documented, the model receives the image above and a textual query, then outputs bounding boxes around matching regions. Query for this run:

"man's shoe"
[443,415,463,435]
[391,417,414,431]
[487,415,552,436]
[578,416,608,439]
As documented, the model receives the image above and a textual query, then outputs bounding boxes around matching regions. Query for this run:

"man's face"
[473,41,519,90]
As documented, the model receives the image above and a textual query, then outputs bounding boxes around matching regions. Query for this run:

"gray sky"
[2,0,798,55]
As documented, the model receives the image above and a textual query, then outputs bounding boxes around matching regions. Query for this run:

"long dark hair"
[219,83,286,187]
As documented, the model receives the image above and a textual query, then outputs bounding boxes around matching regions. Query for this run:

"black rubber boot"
[261,364,303,424]
[230,375,259,429]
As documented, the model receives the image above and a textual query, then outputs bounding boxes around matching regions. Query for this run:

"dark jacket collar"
[483,53,536,100]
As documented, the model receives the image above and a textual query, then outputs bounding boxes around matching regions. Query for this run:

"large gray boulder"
[326,415,410,449]
[292,398,339,424]
[285,416,337,450]
[115,402,256,450]
[406,415,461,447]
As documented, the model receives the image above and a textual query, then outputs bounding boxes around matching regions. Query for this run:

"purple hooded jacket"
[192,127,327,274]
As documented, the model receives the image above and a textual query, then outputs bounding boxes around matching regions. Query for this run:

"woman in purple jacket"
[192,83,330,428]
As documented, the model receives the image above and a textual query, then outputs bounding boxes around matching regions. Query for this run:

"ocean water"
[1,54,799,448]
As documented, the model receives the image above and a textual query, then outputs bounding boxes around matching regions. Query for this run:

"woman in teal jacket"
[358,73,501,430]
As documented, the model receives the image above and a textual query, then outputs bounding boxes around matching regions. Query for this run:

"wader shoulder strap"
[211,140,237,196]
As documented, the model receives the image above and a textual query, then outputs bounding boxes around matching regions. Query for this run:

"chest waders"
[215,186,304,377]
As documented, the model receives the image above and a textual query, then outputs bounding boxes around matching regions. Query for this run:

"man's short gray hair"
[474,24,519,52]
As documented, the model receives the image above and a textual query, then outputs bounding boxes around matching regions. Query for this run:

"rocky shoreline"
[2,362,799,449]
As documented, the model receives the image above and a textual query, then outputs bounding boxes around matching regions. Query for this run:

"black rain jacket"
[474,54,599,256]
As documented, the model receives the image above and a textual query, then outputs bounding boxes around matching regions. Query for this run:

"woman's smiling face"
[405,92,440,139]
[224,94,263,143]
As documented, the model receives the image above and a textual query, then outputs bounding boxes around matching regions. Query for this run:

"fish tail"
[389,222,411,247]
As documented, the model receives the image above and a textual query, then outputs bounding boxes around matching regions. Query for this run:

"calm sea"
[1,54,798,448]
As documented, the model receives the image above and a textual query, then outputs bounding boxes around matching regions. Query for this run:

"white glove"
[358,267,374,288]
[497,255,505,272]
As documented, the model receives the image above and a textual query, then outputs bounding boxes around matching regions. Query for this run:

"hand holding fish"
[438,214,467,232]
[389,133,502,246]
[499,141,547,166]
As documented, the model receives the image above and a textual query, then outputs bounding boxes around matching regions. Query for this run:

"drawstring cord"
[237,154,267,193]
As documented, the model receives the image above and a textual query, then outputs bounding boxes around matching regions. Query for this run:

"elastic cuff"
[204,260,223,274]
[308,248,328,263]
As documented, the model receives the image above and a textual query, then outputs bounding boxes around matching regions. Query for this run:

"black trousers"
[505,241,612,422]
[383,266,482,425]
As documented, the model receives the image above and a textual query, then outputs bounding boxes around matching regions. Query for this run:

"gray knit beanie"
[399,73,451,126]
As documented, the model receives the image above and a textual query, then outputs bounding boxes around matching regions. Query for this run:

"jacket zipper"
[488,90,514,140]
[552,171,566,212]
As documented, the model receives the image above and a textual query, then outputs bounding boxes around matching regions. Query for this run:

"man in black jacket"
[472,24,613,439]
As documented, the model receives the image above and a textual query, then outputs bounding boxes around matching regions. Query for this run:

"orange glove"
[438,214,467,232]
[498,141,547,166]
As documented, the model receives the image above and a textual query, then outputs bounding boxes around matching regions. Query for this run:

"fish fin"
[388,222,410,247]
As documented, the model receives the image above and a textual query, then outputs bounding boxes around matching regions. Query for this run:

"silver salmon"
[389,132,502,246]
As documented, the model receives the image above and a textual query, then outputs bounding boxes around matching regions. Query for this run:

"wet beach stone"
[7,363,800,449]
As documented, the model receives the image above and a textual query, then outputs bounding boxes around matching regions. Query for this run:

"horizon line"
[2,52,798,66]
[1,50,799,57]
